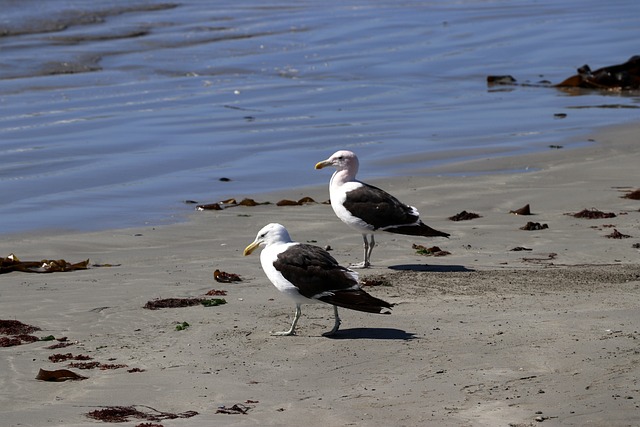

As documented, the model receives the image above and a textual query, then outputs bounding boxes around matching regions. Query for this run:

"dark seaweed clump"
[568,208,616,219]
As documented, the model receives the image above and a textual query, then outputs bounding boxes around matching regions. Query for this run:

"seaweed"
[68,361,128,370]
[1,333,39,347]
[567,208,616,219]
[276,197,317,206]
[0,320,42,347]
[45,341,74,350]
[195,196,321,210]
[68,361,101,369]
[0,319,41,335]
[49,353,93,362]
[361,276,392,287]
[509,204,532,215]
[144,297,227,310]
[488,56,640,91]
[99,363,128,370]
[520,222,548,231]
[205,289,228,296]
[412,244,451,256]
[144,298,203,310]
[214,269,241,283]
[86,405,197,423]
[16,334,39,343]
[36,368,87,382]
[216,403,252,415]
[555,56,640,90]
[448,210,481,221]
[487,75,516,85]
[622,189,640,200]
[606,229,631,239]
[196,198,270,210]
[0,337,22,347]
[1,253,89,274]
[522,253,558,264]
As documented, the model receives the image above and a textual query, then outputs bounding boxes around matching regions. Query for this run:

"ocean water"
[1,0,639,235]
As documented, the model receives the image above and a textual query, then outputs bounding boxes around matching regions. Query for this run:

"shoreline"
[1,120,639,426]
[0,117,634,241]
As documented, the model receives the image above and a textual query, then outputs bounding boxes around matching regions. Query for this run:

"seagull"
[243,223,392,336]
[315,150,449,268]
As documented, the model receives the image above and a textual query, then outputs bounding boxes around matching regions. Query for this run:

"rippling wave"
[1,0,639,234]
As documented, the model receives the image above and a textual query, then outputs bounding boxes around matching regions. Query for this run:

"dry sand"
[1,123,639,426]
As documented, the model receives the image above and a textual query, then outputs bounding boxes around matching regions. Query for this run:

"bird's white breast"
[329,180,375,233]
[259,242,318,304]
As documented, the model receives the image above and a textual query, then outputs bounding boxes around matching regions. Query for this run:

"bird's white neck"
[330,169,356,189]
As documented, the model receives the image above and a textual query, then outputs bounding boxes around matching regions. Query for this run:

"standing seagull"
[244,223,392,336]
[315,150,449,268]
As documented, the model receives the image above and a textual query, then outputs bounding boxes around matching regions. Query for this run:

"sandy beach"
[1,122,639,426]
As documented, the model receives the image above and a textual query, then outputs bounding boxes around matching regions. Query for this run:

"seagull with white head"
[244,223,392,336]
[315,150,449,268]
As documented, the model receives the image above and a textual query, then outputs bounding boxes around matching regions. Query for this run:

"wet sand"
[1,122,639,426]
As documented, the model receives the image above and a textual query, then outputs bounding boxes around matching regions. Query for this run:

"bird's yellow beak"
[243,241,259,256]
[315,160,331,170]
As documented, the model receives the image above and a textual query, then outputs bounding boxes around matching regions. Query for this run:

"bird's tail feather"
[383,222,450,238]
[319,289,392,314]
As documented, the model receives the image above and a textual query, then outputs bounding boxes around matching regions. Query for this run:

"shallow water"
[1,0,639,235]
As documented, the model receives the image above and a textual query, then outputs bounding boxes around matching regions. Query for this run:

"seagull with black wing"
[244,223,392,336]
[315,150,449,268]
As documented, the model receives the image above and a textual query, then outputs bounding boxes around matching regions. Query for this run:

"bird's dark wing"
[343,183,419,230]
[273,244,358,299]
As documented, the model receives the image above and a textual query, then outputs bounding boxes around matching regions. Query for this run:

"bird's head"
[314,150,359,174]
[244,223,292,256]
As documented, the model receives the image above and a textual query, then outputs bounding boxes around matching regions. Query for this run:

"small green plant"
[201,298,227,307]
[175,321,190,331]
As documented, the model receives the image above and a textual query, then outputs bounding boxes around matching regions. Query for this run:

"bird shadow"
[387,264,474,272]
[326,327,417,341]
